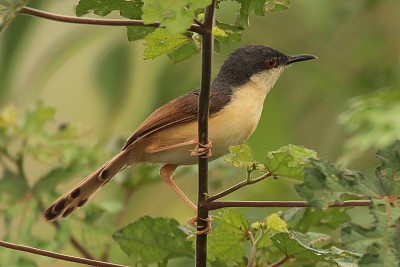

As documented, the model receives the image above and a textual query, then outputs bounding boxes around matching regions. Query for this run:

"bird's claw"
[190,141,212,158]
[187,216,212,235]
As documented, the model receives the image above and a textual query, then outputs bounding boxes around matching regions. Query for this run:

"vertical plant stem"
[196,1,215,266]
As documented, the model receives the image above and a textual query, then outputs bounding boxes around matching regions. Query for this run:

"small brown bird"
[44,45,316,221]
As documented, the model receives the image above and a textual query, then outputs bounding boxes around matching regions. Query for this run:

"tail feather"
[43,150,130,221]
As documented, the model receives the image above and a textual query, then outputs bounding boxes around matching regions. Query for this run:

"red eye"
[265,57,277,68]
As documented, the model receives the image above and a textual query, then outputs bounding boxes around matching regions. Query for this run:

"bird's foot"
[190,141,212,158]
[187,216,212,235]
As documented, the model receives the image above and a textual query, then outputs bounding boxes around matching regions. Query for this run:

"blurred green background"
[0,1,399,266]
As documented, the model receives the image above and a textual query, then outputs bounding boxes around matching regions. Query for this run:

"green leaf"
[167,41,199,63]
[265,0,291,12]
[76,0,143,19]
[339,87,400,163]
[286,208,351,232]
[208,209,249,264]
[143,28,192,59]
[272,231,361,266]
[341,199,400,266]
[224,144,255,169]
[296,141,400,208]
[127,26,155,41]
[113,216,194,265]
[374,140,400,196]
[142,0,211,34]
[0,0,30,34]
[295,158,380,208]
[265,144,317,180]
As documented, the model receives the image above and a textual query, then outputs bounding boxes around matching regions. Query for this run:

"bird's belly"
[139,91,264,165]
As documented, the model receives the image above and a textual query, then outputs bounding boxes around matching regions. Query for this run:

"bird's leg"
[190,140,213,158]
[187,216,212,235]
[159,164,197,212]
[159,164,212,235]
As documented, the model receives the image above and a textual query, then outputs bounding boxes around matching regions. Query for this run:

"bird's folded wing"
[122,89,231,150]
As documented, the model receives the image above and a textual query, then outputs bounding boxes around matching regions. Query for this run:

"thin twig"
[269,255,290,267]
[206,172,273,202]
[196,0,216,266]
[205,199,373,210]
[19,6,205,34]
[0,239,129,267]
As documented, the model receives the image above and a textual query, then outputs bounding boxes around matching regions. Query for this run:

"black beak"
[286,54,317,65]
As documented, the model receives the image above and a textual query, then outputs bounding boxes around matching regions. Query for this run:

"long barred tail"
[43,150,130,221]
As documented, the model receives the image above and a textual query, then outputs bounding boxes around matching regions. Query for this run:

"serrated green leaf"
[167,41,199,63]
[286,208,351,232]
[144,28,191,59]
[113,216,193,264]
[224,144,254,168]
[208,209,249,263]
[265,0,290,12]
[295,158,380,208]
[374,140,400,196]
[272,231,361,266]
[142,0,211,33]
[265,144,317,180]
[341,199,400,267]
[0,0,30,34]
[127,26,155,41]
[76,0,143,19]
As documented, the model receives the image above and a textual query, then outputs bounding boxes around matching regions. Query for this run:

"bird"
[43,45,316,221]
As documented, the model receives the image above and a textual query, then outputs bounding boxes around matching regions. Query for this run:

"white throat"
[249,66,285,96]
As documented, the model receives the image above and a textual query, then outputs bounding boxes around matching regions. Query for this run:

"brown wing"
[122,89,231,150]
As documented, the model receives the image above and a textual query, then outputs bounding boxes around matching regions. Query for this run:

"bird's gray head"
[214,45,316,91]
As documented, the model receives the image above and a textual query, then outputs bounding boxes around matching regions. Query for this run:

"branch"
[19,6,205,35]
[206,172,273,202]
[205,200,373,210]
[0,239,129,267]
[196,0,216,266]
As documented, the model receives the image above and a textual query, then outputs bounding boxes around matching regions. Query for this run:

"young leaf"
[224,144,255,169]
[208,209,249,264]
[142,0,211,34]
[265,144,317,180]
[113,216,194,265]
[272,231,361,266]
[143,28,192,59]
